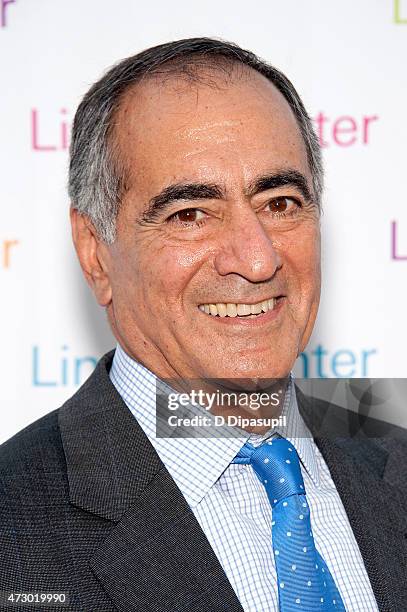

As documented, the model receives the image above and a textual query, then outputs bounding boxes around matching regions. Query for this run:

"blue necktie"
[233,437,346,611]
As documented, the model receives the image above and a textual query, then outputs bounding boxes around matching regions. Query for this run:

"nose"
[213,208,282,282]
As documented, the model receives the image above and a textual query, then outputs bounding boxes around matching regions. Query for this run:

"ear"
[70,208,112,307]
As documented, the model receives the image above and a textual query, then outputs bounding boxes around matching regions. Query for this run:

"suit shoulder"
[0,409,69,504]
[297,385,407,444]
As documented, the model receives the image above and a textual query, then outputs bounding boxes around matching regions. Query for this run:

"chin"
[197,358,293,383]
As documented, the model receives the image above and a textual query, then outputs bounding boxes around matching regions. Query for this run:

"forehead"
[114,66,310,195]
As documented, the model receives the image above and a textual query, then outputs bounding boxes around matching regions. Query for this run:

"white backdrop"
[1,0,406,444]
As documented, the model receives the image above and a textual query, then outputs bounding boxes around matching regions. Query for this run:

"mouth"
[197,296,285,325]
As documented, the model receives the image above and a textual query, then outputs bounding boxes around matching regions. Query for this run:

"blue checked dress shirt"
[109,343,379,612]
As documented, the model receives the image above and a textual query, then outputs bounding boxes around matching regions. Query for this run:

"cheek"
[296,246,321,288]
[280,225,321,298]
[132,241,212,307]
[295,244,321,315]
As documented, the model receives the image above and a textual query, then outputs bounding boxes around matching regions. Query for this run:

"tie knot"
[235,438,305,507]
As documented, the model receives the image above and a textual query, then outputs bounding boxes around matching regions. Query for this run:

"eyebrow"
[141,169,313,222]
[247,170,312,202]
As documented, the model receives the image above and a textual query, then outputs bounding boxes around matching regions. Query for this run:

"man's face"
[97,68,321,381]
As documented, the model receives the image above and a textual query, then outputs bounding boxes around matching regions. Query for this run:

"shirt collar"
[279,377,320,487]
[109,343,320,507]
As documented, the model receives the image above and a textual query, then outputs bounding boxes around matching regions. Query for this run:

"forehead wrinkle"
[180,119,241,137]
[175,120,242,149]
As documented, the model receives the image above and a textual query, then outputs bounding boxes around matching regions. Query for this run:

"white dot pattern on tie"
[233,438,346,611]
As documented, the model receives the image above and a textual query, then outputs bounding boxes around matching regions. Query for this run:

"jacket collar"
[59,350,163,522]
[59,350,244,611]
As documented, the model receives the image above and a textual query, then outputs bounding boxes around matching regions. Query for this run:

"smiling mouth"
[198,297,282,318]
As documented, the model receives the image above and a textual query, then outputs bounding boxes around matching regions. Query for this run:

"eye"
[265,197,300,214]
[167,208,207,224]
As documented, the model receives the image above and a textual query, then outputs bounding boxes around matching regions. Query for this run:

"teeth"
[226,303,237,317]
[216,303,227,318]
[199,298,276,317]
[237,304,251,316]
[250,303,262,315]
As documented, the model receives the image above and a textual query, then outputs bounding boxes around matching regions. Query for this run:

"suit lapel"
[59,351,243,612]
[90,466,243,612]
[297,388,407,611]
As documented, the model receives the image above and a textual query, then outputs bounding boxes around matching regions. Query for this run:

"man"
[0,37,406,612]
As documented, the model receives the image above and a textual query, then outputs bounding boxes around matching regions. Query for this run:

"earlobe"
[70,207,113,307]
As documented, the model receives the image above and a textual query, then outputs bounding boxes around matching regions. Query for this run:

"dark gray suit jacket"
[1,350,407,612]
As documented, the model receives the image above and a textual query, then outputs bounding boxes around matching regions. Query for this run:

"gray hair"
[68,37,323,244]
